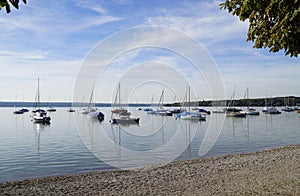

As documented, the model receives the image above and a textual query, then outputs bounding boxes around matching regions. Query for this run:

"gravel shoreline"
[1,144,299,195]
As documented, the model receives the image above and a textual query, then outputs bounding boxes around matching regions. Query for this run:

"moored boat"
[21,108,29,113]
[46,107,56,112]
[244,87,259,115]
[31,78,51,124]
[111,116,140,125]
[13,96,24,114]
[179,111,206,121]
[32,109,51,124]
[85,87,103,119]
[110,83,139,125]
[13,109,24,114]
[177,85,206,121]
[212,108,226,113]
[263,106,281,114]
[67,108,75,112]
[282,106,295,112]
[111,108,131,116]
[226,108,246,118]
[143,107,153,112]
[245,108,260,115]
[225,86,246,118]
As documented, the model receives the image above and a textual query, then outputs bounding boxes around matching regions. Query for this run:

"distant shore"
[1,95,300,107]
[1,144,299,195]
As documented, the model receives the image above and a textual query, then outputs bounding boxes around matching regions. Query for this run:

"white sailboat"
[143,93,154,112]
[178,85,206,121]
[282,97,295,112]
[225,86,246,118]
[262,96,281,114]
[244,87,259,115]
[111,83,131,116]
[154,90,172,116]
[86,88,102,119]
[110,83,139,125]
[31,78,51,124]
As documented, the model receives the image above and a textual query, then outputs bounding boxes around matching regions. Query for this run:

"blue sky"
[0,0,299,103]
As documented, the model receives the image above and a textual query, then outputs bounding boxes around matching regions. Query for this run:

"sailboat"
[80,88,96,114]
[67,108,75,112]
[143,93,154,112]
[13,95,24,114]
[46,94,56,112]
[111,83,131,116]
[262,96,281,114]
[282,97,295,112]
[244,87,259,115]
[154,90,172,116]
[110,83,139,125]
[225,86,246,118]
[177,85,206,121]
[31,78,51,124]
[86,88,104,120]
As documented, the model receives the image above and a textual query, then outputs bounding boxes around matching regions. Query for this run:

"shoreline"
[1,144,299,195]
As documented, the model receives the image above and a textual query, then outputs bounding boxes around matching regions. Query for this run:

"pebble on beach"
[0,144,299,195]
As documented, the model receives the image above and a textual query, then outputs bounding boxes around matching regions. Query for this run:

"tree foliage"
[0,0,26,13]
[220,0,300,57]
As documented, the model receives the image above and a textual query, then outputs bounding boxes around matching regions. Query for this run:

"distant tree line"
[165,96,300,107]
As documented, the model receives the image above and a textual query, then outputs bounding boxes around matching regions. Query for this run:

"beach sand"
[1,144,299,195]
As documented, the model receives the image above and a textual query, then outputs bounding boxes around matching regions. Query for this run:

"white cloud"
[75,0,107,14]
[0,50,49,60]
[146,11,248,44]
[0,1,122,37]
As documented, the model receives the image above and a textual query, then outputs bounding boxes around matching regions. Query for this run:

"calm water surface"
[0,107,299,182]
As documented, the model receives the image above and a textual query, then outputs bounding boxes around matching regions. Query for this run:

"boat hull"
[181,115,206,121]
[226,112,247,118]
[246,111,260,115]
[33,116,51,124]
[178,111,206,121]
[47,108,56,112]
[264,111,281,114]
[111,117,140,125]
[67,108,75,112]
[262,107,281,114]
[13,110,24,114]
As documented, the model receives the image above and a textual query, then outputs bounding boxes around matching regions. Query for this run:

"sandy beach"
[1,144,299,195]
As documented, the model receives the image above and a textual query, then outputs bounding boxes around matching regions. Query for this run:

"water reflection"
[1,107,300,182]
[33,122,50,160]
[77,111,200,169]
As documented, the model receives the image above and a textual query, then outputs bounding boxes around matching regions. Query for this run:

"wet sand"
[1,144,299,195]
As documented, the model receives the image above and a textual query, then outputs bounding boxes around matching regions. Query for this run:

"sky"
[0,0,299,103]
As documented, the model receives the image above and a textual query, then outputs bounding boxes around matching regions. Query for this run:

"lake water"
[1,107,299,182]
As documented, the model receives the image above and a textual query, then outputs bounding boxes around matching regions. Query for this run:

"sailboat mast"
[151,93,154,105]
[88,89,94,109]
[37,78,40,108]
[157,90,164,110]
[188,86,191,113]
[246,86,249,109]
[119,83,121,108]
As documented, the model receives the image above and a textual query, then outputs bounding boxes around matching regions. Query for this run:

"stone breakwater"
[1,144,299,195]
